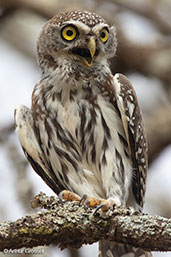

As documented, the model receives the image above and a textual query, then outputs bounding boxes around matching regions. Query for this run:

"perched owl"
[15,10,152,257]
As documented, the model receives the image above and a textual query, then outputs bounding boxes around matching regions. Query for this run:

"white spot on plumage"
[128,102,135,117]
[129,119,135,127]
[127,89,132,94]
[141,158,145,163]
[128,95,134,102]
[138,147,142,154]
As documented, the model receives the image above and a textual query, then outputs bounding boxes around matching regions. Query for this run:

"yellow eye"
[61,25,78,41]
[100,28,109,43]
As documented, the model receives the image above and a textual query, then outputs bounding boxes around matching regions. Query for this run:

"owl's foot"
[59,190,81,203]
[79,194,110,211]
[59,190,113,212]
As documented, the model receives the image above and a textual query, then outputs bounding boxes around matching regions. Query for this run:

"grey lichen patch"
[31,192,56,209]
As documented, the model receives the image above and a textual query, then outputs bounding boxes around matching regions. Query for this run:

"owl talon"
[58,191,65,204]
[94,203,107,214]
[83,199,89,210]
[79,194,87,206]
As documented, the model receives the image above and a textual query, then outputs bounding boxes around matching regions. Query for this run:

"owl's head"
[37,10,117,71]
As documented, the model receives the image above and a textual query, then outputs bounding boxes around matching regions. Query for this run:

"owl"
[15,10,152,257]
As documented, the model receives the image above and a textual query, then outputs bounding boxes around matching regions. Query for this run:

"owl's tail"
[98,240,153,257]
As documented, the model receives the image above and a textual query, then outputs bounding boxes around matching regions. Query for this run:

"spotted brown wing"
[114,73,148,208]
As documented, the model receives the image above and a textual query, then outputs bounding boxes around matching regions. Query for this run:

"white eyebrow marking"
[63,20,91,33]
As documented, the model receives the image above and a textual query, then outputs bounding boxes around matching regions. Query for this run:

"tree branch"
[0,193,170,252]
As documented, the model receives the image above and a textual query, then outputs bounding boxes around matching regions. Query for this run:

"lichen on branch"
[0,192,170,252]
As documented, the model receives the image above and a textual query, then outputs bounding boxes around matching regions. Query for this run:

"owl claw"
[94,202,108,214]
[83,199,89,210]
[79,194,87,206]
[58,191,65,204]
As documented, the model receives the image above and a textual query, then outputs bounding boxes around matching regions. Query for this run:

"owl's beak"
[86,37,96,66]
[72,37,97,67]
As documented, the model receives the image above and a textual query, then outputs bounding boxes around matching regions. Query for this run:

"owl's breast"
[33,79,132,200]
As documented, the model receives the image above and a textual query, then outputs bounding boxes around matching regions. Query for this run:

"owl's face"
[38,11,117,70]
